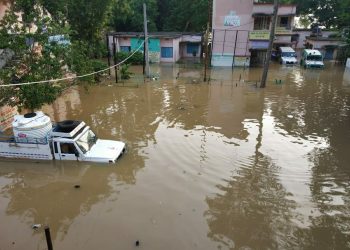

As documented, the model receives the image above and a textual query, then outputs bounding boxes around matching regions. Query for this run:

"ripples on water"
[0,63,349,250]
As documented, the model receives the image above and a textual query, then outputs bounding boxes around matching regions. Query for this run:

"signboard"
[275,27,292,35]
[224,11,240,27]
[249,31,270,40]
[211,54,234,67]
[250,41,269,49]
[234,57,250,67]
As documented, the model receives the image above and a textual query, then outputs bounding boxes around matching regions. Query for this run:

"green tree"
[109,0,158,32]
[65,0,114,56]
[0,2,73,111]
[163,0,208,32]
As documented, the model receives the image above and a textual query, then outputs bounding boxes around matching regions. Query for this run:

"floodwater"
[1,63,350,250]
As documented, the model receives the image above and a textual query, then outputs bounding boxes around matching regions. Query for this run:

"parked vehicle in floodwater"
[300,49,325,69]
[278,47,298,65]
[0,111,126,163]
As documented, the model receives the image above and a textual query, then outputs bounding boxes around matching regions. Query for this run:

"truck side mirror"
[74,151,79,158]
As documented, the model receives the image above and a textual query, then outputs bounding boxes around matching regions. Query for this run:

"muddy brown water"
[1,63,350,250]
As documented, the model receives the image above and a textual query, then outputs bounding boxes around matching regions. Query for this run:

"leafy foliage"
[162,0,209,32]
[109,0,209,32]
[0,3,72,111]
[109,0,158,32]
[0,1,108,111]
[66,0,114,50]
[91,59,108,82]
[120,63,132,80]
[116,51,143,65]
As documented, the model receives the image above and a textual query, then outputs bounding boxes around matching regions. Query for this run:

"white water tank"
[12,111,52,143]
[346,58,350,69]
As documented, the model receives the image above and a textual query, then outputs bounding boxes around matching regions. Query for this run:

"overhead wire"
[0,41,145,87]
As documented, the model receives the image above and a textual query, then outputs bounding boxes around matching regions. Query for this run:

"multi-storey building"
[211,0,296,67]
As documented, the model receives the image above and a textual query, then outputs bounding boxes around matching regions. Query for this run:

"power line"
[0,42,145,88]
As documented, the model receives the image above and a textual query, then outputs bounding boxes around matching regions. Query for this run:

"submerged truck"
[300,49,325,69]
[0,111,126,163]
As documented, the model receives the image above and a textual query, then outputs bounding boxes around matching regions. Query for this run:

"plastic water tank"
[12,111,52,143]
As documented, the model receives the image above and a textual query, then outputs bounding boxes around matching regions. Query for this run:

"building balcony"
[252,3,296,17]
[275,27,293,35]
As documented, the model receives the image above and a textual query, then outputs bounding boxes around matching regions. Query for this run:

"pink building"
[0,1,9,20]
[212,0,296,67]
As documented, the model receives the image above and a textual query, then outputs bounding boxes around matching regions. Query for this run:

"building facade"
[293,29,345,61]
[0,2,9,20]
[211,0,296,67]
[108,32,202,63]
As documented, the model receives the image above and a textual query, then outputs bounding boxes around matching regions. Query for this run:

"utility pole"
[204,0,213,82]
[113,37,118,83]
[106,34,111,75]
[143,3,150,78]
[204,22,209,82]
[260,0,278,88]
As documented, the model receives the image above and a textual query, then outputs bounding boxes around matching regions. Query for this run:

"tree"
[108,0,209,32]
[0,2,72,111]
[162,0,208,32]
[65,0,114,56]
[287,0,349,29]
[109,0,158,32]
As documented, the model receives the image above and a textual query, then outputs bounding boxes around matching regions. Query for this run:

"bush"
[91,59,108,82]
[328,33,341,38]
[120,64,133,80]
[116,51,143,65]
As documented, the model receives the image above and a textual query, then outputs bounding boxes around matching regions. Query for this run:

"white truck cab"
[51,121,125,163]
[0,112,126,163]
[301,49,325,69]
[278,47,298,65]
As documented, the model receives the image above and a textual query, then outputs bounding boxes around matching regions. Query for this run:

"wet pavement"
[0,63,350,250]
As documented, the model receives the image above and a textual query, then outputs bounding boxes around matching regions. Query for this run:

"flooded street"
[1,63,350,250]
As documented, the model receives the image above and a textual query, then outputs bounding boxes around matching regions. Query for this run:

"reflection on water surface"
[0,63,350,250]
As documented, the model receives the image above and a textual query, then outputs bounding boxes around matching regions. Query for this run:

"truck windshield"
[307,55,322,61]
[76,129,98,154]
[282,52,296,58]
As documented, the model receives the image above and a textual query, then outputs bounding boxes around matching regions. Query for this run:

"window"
[120,46,131,52]
[54,142,58,153]
[161,47,173,58]
[254,16,270,30]
[279,17,289,28]
[60,143,77,154]
[76,129,97,154]
[187,43,199,54]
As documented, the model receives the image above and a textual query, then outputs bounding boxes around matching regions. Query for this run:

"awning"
[323,45,338,49]
[250,41,269,50]
[252,13,273,17]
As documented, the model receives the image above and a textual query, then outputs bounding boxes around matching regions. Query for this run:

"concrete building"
[293,29,346,60]
[108,32,202,63]
[0,2,9,20]
[211,0,296,67]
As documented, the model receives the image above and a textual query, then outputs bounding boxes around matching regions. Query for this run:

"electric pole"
[204,22,209,82]
[143,3,150,78]
[260,0,278,88]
